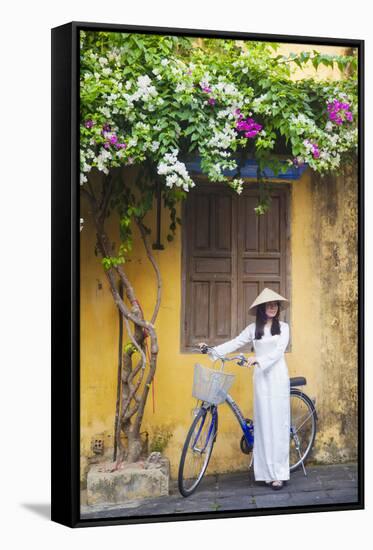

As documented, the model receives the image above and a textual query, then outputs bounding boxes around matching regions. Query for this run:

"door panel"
[237,188,289,333]
[184,186,236,347]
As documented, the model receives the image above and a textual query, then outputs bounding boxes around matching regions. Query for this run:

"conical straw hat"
[248,287,289,313]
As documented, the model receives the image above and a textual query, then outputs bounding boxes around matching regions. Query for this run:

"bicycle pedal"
[240,435,253,455]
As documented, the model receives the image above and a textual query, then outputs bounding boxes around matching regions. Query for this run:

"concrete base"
[87,452,170,506]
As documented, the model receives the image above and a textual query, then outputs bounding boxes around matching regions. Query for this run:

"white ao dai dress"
[208,321,290,481]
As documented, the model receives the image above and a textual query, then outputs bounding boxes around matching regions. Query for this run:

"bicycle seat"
[290,376,307,387]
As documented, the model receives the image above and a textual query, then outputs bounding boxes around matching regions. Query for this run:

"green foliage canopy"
[80,31,358,264]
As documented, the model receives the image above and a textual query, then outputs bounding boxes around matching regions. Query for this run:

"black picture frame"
[51,21,365,528]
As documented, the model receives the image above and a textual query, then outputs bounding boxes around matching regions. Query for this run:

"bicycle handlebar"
[191,345,258,366]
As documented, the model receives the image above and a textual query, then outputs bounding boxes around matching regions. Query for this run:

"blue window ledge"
[184,158,308,181]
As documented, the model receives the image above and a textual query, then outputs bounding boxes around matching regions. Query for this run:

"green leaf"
[183,125,196,136]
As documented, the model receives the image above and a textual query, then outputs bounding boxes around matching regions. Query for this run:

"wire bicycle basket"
[192,363,235,405]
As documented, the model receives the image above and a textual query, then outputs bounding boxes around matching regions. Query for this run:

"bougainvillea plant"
[79,31,358,464]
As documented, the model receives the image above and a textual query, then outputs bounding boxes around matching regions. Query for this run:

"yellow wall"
[80,163,358,482]
[277,43,354,81]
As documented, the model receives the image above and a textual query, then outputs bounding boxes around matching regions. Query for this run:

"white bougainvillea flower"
[157,149,195,192]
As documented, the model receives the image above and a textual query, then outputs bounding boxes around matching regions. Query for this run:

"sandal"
[271,480,284,490]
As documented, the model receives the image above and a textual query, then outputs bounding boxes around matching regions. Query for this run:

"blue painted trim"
[185,157,308,181]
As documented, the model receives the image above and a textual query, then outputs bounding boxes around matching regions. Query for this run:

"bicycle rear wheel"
[289,389,317,471]
[178,405,217,497]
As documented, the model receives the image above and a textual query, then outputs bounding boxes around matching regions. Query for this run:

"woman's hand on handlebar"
[197,342,209,354]
[195,344,258,366]
[246,356,259,367]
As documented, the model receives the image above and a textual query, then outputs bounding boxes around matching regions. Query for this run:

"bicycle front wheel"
[289,389,317,471]
[178,405,217,497]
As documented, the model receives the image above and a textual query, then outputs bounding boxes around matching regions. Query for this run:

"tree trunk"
[81,184,160,464]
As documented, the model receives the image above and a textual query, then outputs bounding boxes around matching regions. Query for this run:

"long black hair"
[254,301,281,340]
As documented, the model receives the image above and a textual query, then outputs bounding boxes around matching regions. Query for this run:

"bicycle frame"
[225,389,318,450]
[195,348,255,450]
[203,390,317,449]
[225,394,254,448]
[200,394,253,450]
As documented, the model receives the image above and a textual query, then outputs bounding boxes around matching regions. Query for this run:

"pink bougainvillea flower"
[311,144,320,159]
[244,130,259,138]
[304,139,320,159]
[292,157,305,167]
[326,99,353,125]
[236,116,262,138]
[208,97,216,106]
[109,134,118,145]
[200,82,212,93]
[115,143,127,149]
[84,119,94,129]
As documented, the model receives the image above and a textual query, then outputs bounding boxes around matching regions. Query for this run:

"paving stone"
[217,487,271,499]
[170,498,228,514]
[193,475,219,490]
[176,504,216,514]
[287,483,324,493]
[316,466,356,480]
[216,482,257,498]
[342,464,358,474]
[325,488,359,503]
[254,492,291,508]
[211,497,257,511]
[318,478,359,491]
[174,489,218,501]
[288,491,335,506]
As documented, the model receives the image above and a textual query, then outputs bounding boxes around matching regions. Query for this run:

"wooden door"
[181,182,290,351]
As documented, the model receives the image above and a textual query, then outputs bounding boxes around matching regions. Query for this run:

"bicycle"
[178,345,318,497]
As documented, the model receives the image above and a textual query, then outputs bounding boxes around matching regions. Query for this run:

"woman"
[198,287,290,490]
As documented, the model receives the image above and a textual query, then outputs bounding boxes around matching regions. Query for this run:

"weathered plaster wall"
[310,164,358,462]
[291,163,358,464]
